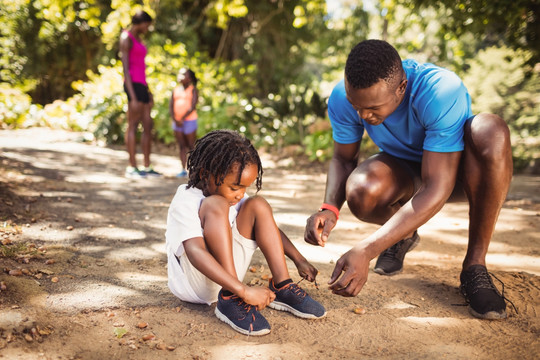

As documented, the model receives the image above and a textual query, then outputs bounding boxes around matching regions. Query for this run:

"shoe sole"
[469,307,507,320]
[214,307,271,336]
[268,301,327,319]
[373,234,420,276]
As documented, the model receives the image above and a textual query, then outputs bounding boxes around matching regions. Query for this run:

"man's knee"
[345,179,381,221]
[467,113,511,159]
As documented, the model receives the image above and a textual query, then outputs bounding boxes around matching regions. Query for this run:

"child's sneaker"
[215,290,271,336]
[268,279,326,319]
[176,169,188,178]
[125,166,146,179]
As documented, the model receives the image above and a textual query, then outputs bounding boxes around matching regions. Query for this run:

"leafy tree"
[402,0,540,64]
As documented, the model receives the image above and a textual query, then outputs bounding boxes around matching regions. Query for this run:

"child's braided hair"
[186,129,263,191]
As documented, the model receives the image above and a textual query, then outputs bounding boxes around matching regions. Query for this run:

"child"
[166,129,326,336]
[169,67,198,177]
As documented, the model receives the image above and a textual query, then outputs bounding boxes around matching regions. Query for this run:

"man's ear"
[398,79,407,95]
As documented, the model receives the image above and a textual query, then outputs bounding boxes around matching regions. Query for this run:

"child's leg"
[235,195,290,284]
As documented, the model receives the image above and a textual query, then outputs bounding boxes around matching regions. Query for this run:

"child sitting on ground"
[166,129,326,336]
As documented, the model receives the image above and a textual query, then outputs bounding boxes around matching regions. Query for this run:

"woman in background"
[120,10,161,178]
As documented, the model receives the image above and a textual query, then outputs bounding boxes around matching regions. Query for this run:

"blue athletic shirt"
[328,59,473,162]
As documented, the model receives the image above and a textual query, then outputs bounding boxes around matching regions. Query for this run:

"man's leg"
[345,153,420,275]
[460,113,513,269]
[458,113,512,319]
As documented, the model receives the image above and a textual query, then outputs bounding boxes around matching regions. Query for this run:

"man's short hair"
[345,40,403,89]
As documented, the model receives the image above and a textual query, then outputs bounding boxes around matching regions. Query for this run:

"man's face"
[345,77,407,126]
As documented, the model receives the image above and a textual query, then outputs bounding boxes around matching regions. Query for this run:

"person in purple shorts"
[169,68,199,177]
[120,10,161,178]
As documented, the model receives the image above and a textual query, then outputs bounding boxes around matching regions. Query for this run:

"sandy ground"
[0,128,539,360]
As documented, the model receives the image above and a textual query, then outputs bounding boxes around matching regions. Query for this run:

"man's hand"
[304,210,337,247]
[328,245,370,297]
[241,285,276,310]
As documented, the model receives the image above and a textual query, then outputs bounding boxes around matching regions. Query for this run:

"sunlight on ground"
[74,211,105,221]
[383,298,418,310]
[45,282,141,311]
[106,245,164,261]
[208,341,305,360]
[398,316,466,327]
[88,227,147,241]
[292,241,350,264]
[407,250,540,275]
[65,172,126,184]
[116,272,167,283]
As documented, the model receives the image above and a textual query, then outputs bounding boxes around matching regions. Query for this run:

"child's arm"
[279,229,319,282]
[185,196,275,309]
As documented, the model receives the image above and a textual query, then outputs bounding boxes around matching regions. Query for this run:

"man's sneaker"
[125,166,146,179]
[142,165,161,177]
[460,265,507,320]
[214,290,271,336]
[268,279,326,319]
[176,169,188,178]
[373,231,420,276]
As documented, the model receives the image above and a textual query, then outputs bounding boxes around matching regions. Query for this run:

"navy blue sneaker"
[268,279,326,319]
[215,290,271,336]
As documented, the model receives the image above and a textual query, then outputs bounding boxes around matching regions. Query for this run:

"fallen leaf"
[137,322,148,329]
[51,277,59,283]
[114,327,128,339]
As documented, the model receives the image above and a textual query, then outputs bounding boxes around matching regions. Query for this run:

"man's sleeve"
[328,80,364,144]
[416,71,472,153]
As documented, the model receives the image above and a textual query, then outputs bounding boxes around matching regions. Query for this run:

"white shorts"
[167,221,258,305]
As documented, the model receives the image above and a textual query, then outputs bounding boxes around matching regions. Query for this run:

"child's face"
[206,163,258,206]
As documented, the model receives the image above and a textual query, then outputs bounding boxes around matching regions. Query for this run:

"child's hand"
[242,285,275,310]
[296,259,319,282]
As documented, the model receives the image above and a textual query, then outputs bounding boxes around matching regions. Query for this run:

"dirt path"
[1,128,539,360]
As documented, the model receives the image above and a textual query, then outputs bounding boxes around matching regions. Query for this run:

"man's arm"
[328,150,462,297]
[304,141,360,246]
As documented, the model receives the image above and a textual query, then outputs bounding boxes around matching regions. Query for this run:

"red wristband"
[319,203,339,220]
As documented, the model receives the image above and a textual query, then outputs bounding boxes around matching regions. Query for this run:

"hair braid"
[186,130,263,191]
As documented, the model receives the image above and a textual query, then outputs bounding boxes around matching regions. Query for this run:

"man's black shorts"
[124,82,150,103]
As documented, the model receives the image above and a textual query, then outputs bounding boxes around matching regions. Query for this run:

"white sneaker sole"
[214,307,270,336]
[268,301,326,319]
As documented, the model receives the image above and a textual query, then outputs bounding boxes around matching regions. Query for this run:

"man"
[304,40,513,320]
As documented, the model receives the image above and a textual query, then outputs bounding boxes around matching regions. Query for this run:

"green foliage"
[461,46,540,171]
[0,84,41,129]
[1,0,538,168]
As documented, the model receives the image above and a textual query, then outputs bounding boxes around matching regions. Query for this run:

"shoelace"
[230,295,256,335]
[381,241,403,258]
[297,277,319,290]
[286,282,307,299]
[460,270,518,314]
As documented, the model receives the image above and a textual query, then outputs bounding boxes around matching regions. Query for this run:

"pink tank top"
[124,30,147,85]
